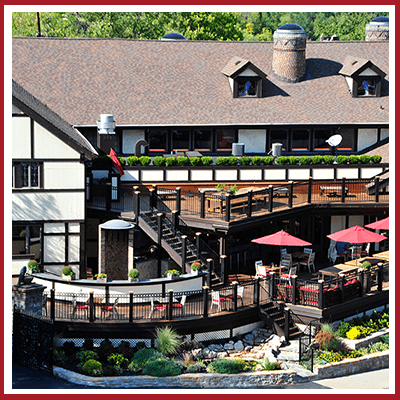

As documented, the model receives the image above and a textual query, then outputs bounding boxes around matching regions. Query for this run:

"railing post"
[253,277,260,306]
[152,184,158,197]
[105,183,111,210]
[318,280,324,309]
[225,194,231,222]
[374,177,380,202]
[181,235,187,272]
[268,272,276,300]
[247,191,253,217]
[268,185,273,212]
[288,181,293,208]
[157,213,163,277]
[203,286,209,318]
[196,232,201,252]
[291,275,297,305]
[284,307,290,343]
[206,258,213,289]
[340,276,345,303]
[168,289,173,320]
[171,210,178,228]
[50,288,55,322]
[359,270,365,297]
[220,255,227,285]
[341,177,346,203]
[134,191,140,224]
[89,291,94,322]
[232,281,238,312]
[377,263,383,291]
[200,191,205,219]
[307,176,313,203]
[149,188,155,209]
[129,291,134,323]
[176,187,181,215]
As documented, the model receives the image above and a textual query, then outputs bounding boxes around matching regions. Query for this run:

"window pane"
[194,129,212,151]
[216,128,235,151]
[292,129,310,151]
[270,129,288,151]
[337,128,354,150]
[12,225,27,254]
[314,129,332,151]
[238,78,257,97]
[30,163,39,187]
[148,129,167,152]
[20,163,29,187]
[357,79,376,96]
[172,130,190,151]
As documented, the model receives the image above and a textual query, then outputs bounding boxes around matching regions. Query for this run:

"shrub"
[27,260,39,273]
[139,156,151,166]
[299,156,311,165]
[165,157,177,167]
[317,351,344,363]
[216,157,228,166]
[62,266,74,276]
[314,330,342,352]
[251,156,262,165]
[262,156,274,165]
[128,268,139,278]
[53,349,67,366]
[103,365,123,376]
[155,326,181,356]
[336,322,352,338]
[380,333,389,345]
[76,349,99,364]
[259,358,277,371]
[142,358,182,377]
[275,156,288,165]
[176,156,190,166]
[227,156,238,165]
[135,341,147,350]
[190,156,202,166]
[336,155,348,164]
[206,358,239,374]
[323,155,335,164]
[311,155,323,164]
[129,348,164,370]
[118,156,126,165]
[152,156,166,166]
[107,353,129,369]
[190,261,201,271]
[97,339,115,361]
[82,359,103,375]
[346,326,362,340]
[289,156,299,165]
[238,156,251,165]
[371,155,382,163]
[186,360,206,373]
[127,156,140,166]
[359,155,371,164]
[201,156,213,166]
[92,155,112,167]
[349,155,360,164]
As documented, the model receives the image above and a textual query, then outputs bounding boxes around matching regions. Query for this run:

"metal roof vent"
[161,32,187,41]
[365,16,389,41]
[100,219,134,230]
[97,114,116,135]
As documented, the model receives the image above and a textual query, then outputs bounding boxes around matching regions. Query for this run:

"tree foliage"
[12,11,389,41]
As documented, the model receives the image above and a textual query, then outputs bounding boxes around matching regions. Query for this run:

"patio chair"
[299,252,315,274]
[72,295,89,319]
[281,248,287,259]
[211,291,229,313]
[351,246,363,260]
[255,264,268,278]
[282,253,299,269]
[281,266,297,281]
[172,295,187,315]
[101,297,119,320]
[304,248,313,255]
[361,243,370,256]
[227,285,244,307]
[279,258,291,274]
[148,297,167,319]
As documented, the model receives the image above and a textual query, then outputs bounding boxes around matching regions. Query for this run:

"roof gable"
[221,56,267,79]
[339,55,386,78]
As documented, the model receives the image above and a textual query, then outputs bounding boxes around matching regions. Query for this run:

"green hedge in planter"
[348,155,360,164]
[139,156,151,166]
[251,156,262,165]
[371,155,382,163]
[228,156,238,165]
[216,157,228,166]
[312,155,323,164]
[336,155,349,164]
[238,156,251,165]
[323,155,335,165]
[289,156,299,165]
[359,155,371,164]
[201,156,213,166]
[165,157,177,167]
[190,156,202,166]
[176,156,190,166]
[262,156,274,165]
[127,156,140,166]
[299,156,311,165]
[275,156,288,165]
[153,156,166,166]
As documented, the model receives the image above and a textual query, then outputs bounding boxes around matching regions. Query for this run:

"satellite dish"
[326,134,343,147]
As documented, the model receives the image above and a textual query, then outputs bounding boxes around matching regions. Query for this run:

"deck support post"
[181,235,187,272]
[225,194,231,222]
[134,191,140,224]
[307,177,312,203]
[232,282,238,312]
[89,291,94,322]
[377,263,383,291]
[254,277,260,307]
[288,181,293,208]
[247,191,253,217]
[206,258,213,289]
[168,289,173,320]
[220,255,227,285]
[196,232,201,253]
[318,280,324,309]
[284,307,290,343]
[176,187,181,215]
[341,177,346,203]
[291,275,297,305]
[268,272,276,300]
[339,276,345,303]
[203,286,209,318]
[171,210,178,228]
[200,191,205,218]
[105,183,111,210]
[374,177,380,202]
[157,213,163,277]
[129,291,134,323]
[359,270,365,297]
[50,289,55,322]
[268,185,273,212]
[149,188,155,209]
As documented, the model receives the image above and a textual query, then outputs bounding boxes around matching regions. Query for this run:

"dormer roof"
[338,55,386,78]
[221,56,267,79]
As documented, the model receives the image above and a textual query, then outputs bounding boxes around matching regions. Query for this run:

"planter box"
[96,278,107,283]
[341,328,389,350]
[167,274,180,280]
[62,273,75,281]
[191,270,200,276]
[129,277,139,283]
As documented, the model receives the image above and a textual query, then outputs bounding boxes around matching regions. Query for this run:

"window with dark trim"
[216,128,236,151]
[148,129,168,152]
[336,128,355,151]
[291,129,310,151]
[236,77,260,97]
[172,129,190,151]
[313,129,332,151]
[357,78,378,97]
[13,162,42,189]
[12,224,42,260]
[270,129,288,151]
[194,129,212,151]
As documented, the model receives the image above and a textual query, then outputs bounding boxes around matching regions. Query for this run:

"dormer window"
[339,56,386,98]
[221,56,266,99]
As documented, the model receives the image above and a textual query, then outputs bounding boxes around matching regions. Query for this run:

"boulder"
[234,340,244,352]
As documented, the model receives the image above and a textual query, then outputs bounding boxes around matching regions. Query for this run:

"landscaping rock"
[234,340,244,352]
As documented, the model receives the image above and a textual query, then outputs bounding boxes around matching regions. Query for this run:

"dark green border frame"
[3,2,396,394]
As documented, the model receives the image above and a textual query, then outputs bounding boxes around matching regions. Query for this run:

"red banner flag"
[110,148,124,176]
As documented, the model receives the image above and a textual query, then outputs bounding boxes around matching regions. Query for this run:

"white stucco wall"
[34,122,80,159]
[44,161,85,189]
[12,192,85,221]
[44,236,65,262]
[122,129,145,154]
[239,169,262,181]
[191,169,213,181]
[166,170,189,181]
[68,235,80,262]
[215,169,238,181]
[12,116,31,158]
[238,129,266,154]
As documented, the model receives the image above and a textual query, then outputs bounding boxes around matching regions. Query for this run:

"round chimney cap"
[100,219,134,230]
[369,16,389,25]
[276,23,305,33]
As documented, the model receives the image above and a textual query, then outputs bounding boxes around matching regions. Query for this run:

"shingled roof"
[12,37,389,128]
[12,79,98,159]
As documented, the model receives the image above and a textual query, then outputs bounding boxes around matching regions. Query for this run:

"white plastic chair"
[148,297,167,319]
[362,243,370,256]
[304,248,313,254]
[255,264,267,278]
[281,266,297,281]
[100,297,119,320]
[299,252,315,273]
[227,285,244,307]
[172,295,186,315]
[351,246,363,260]
[211,291,229,313]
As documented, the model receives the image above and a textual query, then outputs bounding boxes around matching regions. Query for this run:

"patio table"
[372,251,389,261]
[319,264,359,280]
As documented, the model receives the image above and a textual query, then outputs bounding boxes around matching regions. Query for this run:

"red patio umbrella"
[252,230,312,246]
[365,217,389,230]
[327,225,387,244]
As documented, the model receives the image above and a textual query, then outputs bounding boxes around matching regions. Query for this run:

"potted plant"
[27,260,39,275]
[164,269,181,280]
[94,273,108,283]
[61,266,75,281]
[358,262,372,293]
[190,261,202,275]
[128,268,139,282]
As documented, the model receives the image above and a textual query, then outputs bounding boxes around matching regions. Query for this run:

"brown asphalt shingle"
[12,37,389,128]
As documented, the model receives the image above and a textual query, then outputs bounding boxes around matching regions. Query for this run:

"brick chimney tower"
[365,16,389,41]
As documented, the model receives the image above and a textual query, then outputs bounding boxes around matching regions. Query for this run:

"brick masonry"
[12,283,46,316]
